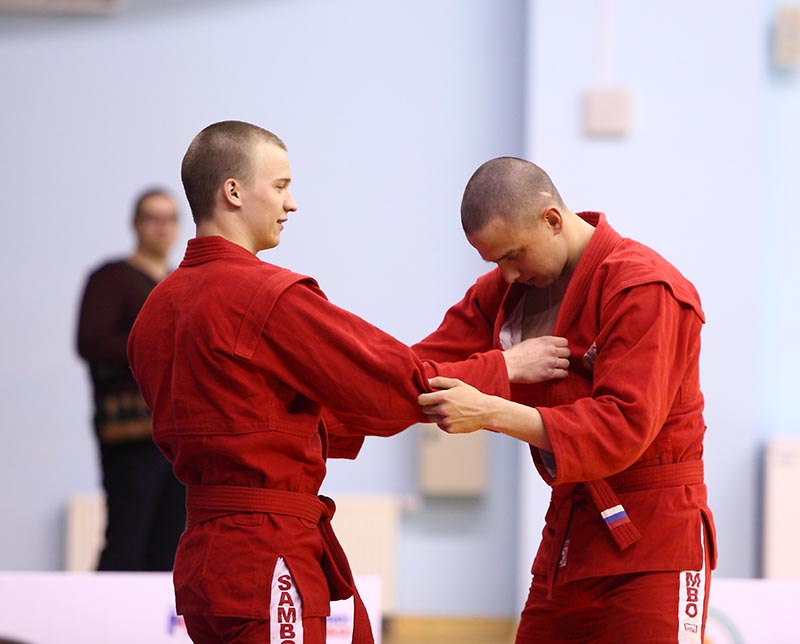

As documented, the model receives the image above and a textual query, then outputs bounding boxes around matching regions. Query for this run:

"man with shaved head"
[415,157,716,643]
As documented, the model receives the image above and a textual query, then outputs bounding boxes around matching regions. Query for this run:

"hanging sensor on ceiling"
[584,87,633,137]
[0,0,118,14]
[583,0,633,138]
[774,5,800,69]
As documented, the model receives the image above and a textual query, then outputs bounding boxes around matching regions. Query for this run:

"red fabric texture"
[127,235,509,624]
[412,213,716,587]
[515,562,712,643]
[184,615,327,644]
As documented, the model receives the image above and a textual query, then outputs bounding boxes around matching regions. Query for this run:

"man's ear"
[542,207,563,233]
[223,178,242,208]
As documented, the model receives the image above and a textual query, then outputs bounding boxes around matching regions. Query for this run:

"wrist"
[502,351,519,382]
[483,395,512,431]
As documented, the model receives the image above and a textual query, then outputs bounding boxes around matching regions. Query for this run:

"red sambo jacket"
[127,236,510,626]
[412,213,716,589]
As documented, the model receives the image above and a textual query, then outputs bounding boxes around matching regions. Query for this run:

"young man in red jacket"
[128,123,567,644]
[417,157,716,644]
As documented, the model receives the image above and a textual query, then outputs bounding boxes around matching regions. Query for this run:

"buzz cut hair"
[181,120,287,223]
[460,156,565,235]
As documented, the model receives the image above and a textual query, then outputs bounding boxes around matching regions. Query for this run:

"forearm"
[483,396,552,451]
[425,350,509,399]
[269,283,452,431]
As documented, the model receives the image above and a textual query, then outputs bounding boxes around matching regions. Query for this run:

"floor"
[382,617,517,644]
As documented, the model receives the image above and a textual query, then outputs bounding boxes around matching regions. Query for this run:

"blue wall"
[762,0,800,435]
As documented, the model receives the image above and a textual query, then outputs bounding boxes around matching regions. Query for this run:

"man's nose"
[285,192,298,212]
[501,267,520,284]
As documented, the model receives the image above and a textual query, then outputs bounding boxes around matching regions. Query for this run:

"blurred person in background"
[76,188,186,571]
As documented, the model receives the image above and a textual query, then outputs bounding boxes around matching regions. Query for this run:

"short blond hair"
[181,120,286,223]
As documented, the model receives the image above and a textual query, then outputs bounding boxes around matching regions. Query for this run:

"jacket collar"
[557,212,622,331]
[179,236,258,267]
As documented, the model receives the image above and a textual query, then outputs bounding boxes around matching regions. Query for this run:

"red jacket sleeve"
[411,269,506,362]
[540,283,703,483]
[325,431,366,461]
[265,281,510,439]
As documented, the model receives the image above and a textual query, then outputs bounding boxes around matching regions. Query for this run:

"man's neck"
[128,248,169,282]
[196,219,258,255]
[564,213,596,276]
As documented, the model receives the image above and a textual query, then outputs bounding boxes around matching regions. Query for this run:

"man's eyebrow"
[485,248,519,264]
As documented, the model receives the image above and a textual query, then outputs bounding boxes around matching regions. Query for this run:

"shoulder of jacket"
[258,261,316,284]
[473,267,505,291]
[598,239,703,317]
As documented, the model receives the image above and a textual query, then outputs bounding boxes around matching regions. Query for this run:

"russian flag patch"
[600,504,631,527]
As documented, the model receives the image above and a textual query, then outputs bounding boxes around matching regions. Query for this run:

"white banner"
[703,578,800,644]
[3,573,788,643]
[0,572,381,644]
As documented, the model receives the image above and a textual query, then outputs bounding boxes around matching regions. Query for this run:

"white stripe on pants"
[677,523,707,643]
[270,556,304,643]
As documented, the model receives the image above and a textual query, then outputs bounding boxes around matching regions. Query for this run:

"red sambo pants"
[515,530,713,644]
[184,615,326,644]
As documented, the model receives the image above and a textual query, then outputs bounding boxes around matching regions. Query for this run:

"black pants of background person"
[97,439,186,571]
